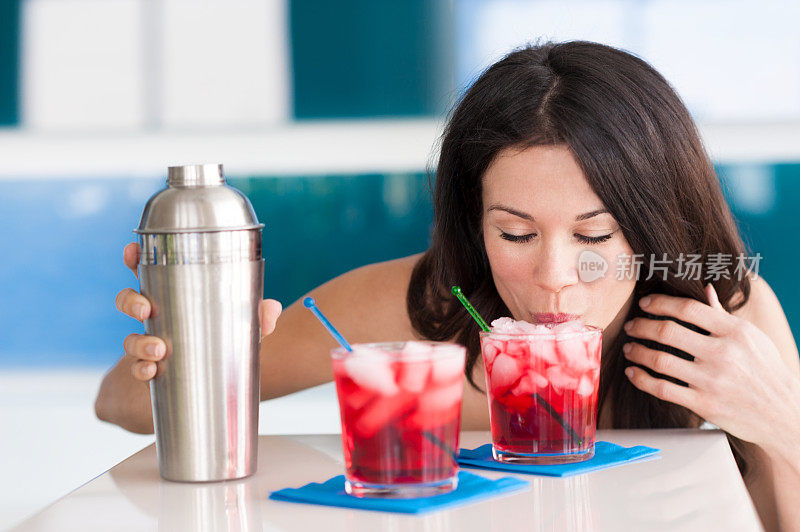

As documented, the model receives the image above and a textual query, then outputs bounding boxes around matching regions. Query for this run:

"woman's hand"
[95,242,283,433]
[115,243,166,382]
[622,283,800,453]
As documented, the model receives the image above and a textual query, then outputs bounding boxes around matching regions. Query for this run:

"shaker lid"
[135,164,264,234]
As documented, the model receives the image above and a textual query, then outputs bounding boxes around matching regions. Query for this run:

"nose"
[532,239,579,293]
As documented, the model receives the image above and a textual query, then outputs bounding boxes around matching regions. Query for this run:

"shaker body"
[138,232,263,482]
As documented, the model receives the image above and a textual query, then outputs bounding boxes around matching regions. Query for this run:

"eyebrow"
[487,204,610,222]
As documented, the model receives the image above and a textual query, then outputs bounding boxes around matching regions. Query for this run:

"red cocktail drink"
[480,318,602,464]
[331,341,466,497]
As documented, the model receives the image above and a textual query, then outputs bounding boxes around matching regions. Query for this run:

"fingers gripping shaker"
[135,164,264,482]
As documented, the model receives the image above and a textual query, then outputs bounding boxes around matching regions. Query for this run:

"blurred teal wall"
[0,2,797,368]
[717,163,800,332]
[290,0,450,118]
[0,166,798,367]
[235,173,434,302]
[0,172,434,367]
[0,0,19,126]
[0,0,452,125]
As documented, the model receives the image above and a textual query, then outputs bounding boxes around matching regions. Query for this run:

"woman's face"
[481,144,636,348]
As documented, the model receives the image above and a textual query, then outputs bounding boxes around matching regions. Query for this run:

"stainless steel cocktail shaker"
[135,164,264,482]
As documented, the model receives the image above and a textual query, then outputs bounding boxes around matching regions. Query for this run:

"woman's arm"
[734,277,800,532]
[620,275,800,531]
[259,253,422,400]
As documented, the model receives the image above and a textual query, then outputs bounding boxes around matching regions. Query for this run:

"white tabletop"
[15,429,762,532]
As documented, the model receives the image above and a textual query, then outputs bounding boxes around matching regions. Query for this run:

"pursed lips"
[531,312,581,324]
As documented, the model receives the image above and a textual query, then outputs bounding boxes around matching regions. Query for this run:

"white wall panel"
[159,0,290,129]
[642,0,800,122]
[457,0,628,88]
[22,0,144,130]
[457,0,800,123]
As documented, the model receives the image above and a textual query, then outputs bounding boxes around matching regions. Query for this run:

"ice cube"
[489,353,521,391]
[550,319,586,333]
[354,393,417,438]
[417,379,463,413]
[528,336,559,365]
[511,374,536,396]
[343,352,398,396]
[490,317,516,332]
[513,320,542,333]
[350,345,388,357]
[577,374,596,397]
[527,369,549,388]
[491,317,549,334]
[343,388,374,411]
[586,333,602,361]
[396,359,431,393]
[545,365,579,392]
[510,371,549,396]
[556,337,593,373]
[430,345,465,383]
[584,336,601,370]
[401,341,433,358]
[482,340,502,370]
[503,339,529,359]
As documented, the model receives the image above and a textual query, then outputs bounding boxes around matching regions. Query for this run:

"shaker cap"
[135,164,264,234]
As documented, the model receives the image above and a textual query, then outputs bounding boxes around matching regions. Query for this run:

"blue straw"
[303,297,352,352]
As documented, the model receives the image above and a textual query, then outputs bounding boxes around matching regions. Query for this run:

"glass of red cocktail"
[480,319,602,464]
[331,341,466,497]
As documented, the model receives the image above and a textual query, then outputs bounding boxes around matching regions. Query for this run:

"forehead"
[482,144,601,212]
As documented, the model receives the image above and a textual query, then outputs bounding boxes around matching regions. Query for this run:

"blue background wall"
[0,0,19,126]
[0,1,797,369]
[0,173,434,367]
[0,166,797,368]
[290,0,448,118]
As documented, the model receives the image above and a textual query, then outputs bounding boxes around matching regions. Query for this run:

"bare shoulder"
[732,276,800,376]
[334,253,423,297]
[260,252,425,399]
[299,252,425,342]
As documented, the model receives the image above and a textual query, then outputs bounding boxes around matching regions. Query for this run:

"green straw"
[451,286,490,332]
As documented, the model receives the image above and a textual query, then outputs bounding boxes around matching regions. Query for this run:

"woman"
[96,41,800,530]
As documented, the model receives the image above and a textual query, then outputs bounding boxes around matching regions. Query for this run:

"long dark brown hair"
[407,41,754,476]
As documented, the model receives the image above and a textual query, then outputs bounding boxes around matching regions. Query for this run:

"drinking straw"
[303,297,352,352]
[451,286,490,332]
[532,396,581,445]
[450,286,583,447]
[421,431,457,460]
[304,296,453,458]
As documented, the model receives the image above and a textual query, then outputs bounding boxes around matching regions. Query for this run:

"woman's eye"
[500,232,535,243]
[500,232,615,244]
[575,233,613,244]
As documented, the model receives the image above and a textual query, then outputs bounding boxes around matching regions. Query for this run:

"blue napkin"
[269,471,529,514]
[457,441,661,477]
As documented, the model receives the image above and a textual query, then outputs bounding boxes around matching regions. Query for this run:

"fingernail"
[133,304,145,320]
[145,343,156,356]
[639,296,651,308]
[623,342,632,354]
[624,320,633,332]
[625,367,634,379]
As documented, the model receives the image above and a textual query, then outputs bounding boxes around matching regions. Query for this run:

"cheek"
[484,239,530,284]
[591,269,635,310]
[585,245,637,323]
